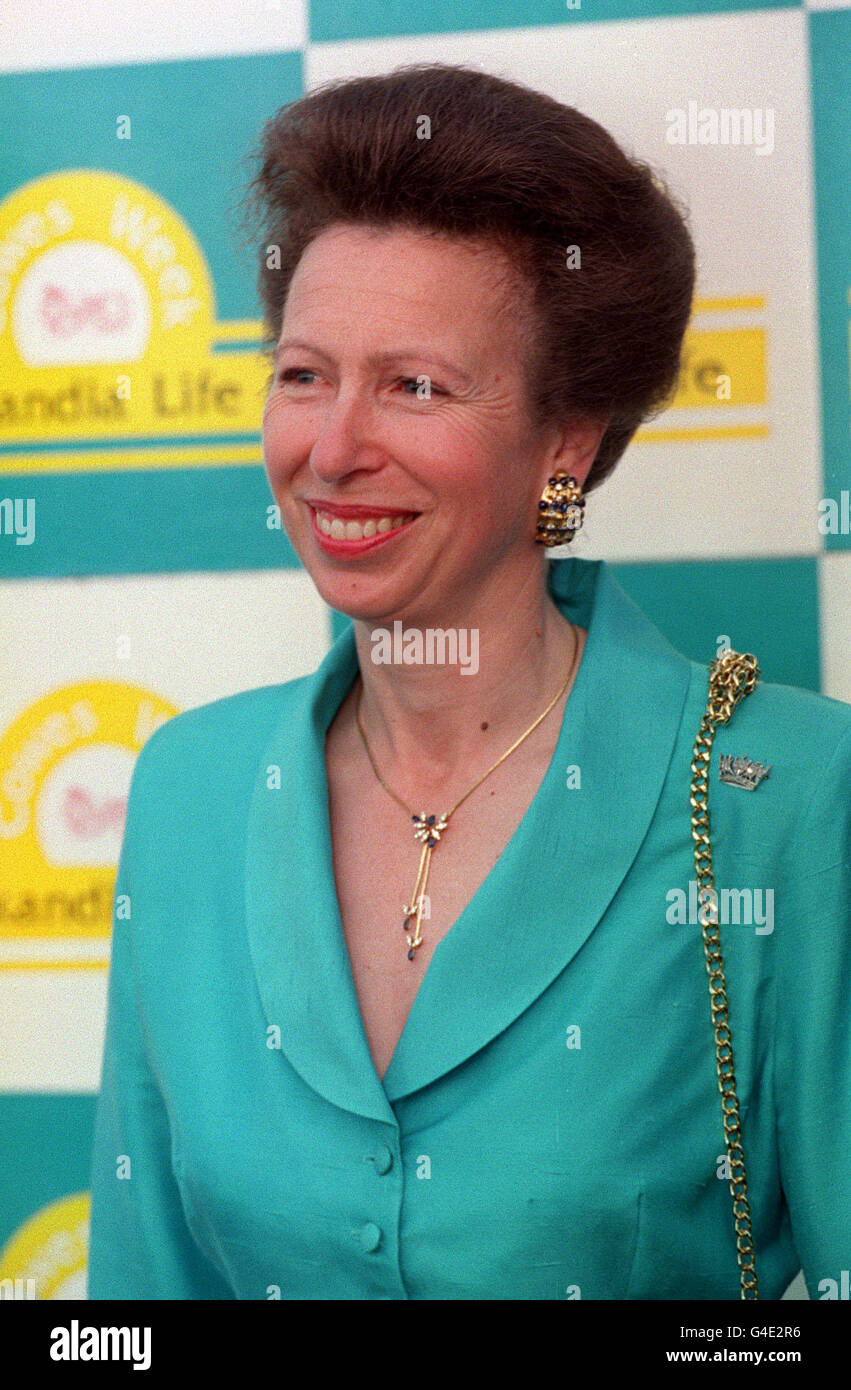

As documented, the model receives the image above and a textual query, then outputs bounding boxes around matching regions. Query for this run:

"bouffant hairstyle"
[247,63,695,494]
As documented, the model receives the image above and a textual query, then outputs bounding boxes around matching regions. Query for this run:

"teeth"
[315,509,414,541]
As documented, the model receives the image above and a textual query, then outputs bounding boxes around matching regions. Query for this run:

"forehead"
[283,223,527,345]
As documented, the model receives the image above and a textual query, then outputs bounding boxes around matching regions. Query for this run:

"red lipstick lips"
[304,498,419,519]
[306,501,419,557]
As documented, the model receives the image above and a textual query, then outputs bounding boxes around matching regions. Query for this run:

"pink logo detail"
[40,284,132,337]
[62,786,128,837]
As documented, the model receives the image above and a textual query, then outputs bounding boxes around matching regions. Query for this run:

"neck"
[350,561,581,791]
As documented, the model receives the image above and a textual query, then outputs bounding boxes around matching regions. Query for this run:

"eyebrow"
[273,339,473,384]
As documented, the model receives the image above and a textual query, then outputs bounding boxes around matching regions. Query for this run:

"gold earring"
[535,471,586,546]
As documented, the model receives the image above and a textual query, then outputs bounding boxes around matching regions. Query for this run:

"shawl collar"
[244,559,692,1119]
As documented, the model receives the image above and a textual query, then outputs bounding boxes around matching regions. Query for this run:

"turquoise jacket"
[87,557,851,1300]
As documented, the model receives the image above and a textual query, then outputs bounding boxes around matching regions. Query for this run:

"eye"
[397,376,444,397]
[277,367,317,385]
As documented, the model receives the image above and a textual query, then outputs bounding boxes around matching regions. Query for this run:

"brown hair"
[246,62,696,494]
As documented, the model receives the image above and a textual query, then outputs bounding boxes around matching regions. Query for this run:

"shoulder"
[126,674,315,807]
[686,656,851,752]
[723,670,851,785]
[684,660,851,878]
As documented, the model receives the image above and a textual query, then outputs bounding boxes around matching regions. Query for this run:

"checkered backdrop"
[0,0,848,1300]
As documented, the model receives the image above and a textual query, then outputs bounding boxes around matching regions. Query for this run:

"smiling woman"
[87,63,851,1304]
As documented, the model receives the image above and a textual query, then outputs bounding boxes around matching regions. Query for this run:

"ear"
[536,415,610,497]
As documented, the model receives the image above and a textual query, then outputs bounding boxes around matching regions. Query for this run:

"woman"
[88,64,851,1301]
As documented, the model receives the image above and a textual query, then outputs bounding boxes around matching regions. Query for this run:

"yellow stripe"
[212,319,266,342]
[0,959,108,970]
[692,296,765,313]
[635,424,769,442]
[1,444,264,474]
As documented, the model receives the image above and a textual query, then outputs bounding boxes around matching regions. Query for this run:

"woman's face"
[262,221,588,623]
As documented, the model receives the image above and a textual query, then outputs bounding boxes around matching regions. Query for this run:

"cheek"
[261,401,301,481]
[421,423,499,492]
[435,410,529,489]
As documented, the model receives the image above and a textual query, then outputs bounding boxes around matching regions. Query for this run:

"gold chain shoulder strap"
[689,649,761,1300]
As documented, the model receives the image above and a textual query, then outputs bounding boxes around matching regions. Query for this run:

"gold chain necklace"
[690,648,761,1299]
[355,626,581,960]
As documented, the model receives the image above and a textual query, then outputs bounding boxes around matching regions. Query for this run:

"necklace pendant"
[401,903,426,961]
[412,811,448,846]
[401,812,448,961]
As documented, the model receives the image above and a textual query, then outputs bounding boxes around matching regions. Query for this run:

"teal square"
[0,1094,97,1255]
[309,0,799,44]
[613,557,822,693]
[808,10,851,549]
[0,466,300,579]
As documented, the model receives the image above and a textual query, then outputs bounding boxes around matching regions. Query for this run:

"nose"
[308,383,384,485]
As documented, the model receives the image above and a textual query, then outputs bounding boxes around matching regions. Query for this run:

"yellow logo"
[637,295,769,444]
[0,1192,89,1299]
[0,681,177,967]
[0,169,268,473]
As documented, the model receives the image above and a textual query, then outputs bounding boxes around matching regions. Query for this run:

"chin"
[289,525,433,625]
[308,573,415,626]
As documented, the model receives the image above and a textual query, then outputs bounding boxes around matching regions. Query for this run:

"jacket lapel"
[244,559,692,1117]
[244,622,394,1122]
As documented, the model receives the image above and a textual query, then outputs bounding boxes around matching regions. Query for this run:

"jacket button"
[359,1222,382,1253]
[370,1145,393,1175]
